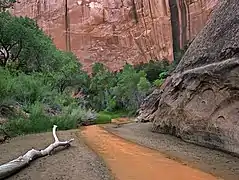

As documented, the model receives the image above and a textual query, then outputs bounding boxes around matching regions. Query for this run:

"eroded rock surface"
[137,0,239,156]
[12,0,217,71]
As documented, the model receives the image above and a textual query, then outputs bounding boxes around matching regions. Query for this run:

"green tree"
[0,12,63,73]
[0,12,96,135]
[49,51,89,93]
[88,63,116,111]
[137,76,151,92]
[113,64,150,113]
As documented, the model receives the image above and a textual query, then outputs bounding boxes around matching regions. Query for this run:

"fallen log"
[0,125,74,179]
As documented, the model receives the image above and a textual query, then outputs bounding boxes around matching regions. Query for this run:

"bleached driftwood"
[0,125,74,179]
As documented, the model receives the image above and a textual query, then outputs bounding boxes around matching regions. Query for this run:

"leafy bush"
[95,113,112,124]
[134,59,170,82]
[95,111,129,124]
[83,61,174,114]
[87,63,116,111]
[3,101,97,136]
[153,71,169,87]
[86,63,152,114]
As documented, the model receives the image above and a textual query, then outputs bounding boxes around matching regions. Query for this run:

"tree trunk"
[0,125,74,179]
[137,0,239,156]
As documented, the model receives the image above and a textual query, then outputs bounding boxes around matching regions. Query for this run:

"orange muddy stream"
[81,125,220,180]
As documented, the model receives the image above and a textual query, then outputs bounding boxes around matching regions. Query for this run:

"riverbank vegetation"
[0,11,178,136]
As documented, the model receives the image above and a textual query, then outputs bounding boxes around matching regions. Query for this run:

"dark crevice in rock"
[150,99,160,115]
[219,47,239,61]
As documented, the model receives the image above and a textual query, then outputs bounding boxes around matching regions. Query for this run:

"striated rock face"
[137,0,239,156]
[12,0,217,71]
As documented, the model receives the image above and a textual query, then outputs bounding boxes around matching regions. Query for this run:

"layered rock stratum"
[12,0,217,71]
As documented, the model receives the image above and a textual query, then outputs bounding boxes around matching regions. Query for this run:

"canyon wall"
[137,0,239,156]
[12,0,218,71]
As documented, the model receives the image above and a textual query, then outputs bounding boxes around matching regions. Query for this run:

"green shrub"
[137,76,151,92]
[95,112,112,124]
[87,63,116,111]
[95,111,129,124]
[3,102,97,136]
[0,68,14,105]
[86,62,169,114]
[134,59,170,82]
[153,71,169,87]
[4,115,78,136]
[153,79,164,87]
[0,64,94,136]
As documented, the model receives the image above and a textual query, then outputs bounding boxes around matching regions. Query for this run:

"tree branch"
[0,49,7,66]
[7,42,18,51]
[0,40,9,66]
[0,49,4,56]
[52,125,59,142]
[11,40,22,62]
[0,125,74,179]
[0,1,15,11]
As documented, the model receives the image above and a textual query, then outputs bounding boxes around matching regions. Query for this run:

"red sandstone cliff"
[12,0,218,71]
